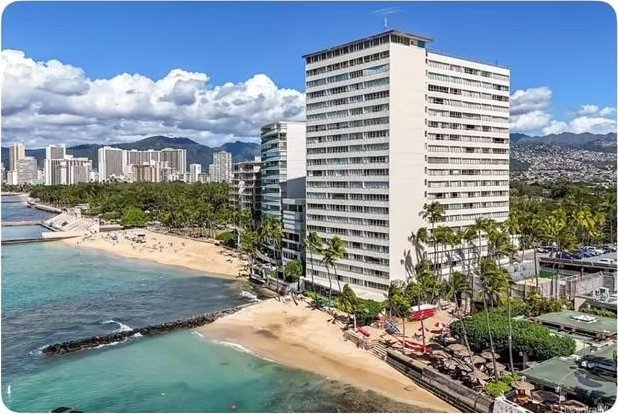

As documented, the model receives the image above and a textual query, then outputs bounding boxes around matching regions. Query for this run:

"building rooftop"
[302,29,433,59]
[521,354,616,404]
[532,311,617,336]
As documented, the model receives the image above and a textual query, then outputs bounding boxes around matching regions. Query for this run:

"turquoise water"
[1,200,420,412]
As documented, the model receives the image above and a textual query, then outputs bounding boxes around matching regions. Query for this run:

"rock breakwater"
[42,304,250,356]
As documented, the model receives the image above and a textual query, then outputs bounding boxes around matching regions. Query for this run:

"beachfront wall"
[384,350,494,412]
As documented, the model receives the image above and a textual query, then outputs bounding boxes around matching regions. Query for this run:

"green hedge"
[451,311,575,362]
[216,231,237,248]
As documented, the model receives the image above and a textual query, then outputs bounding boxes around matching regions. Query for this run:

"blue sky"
[1,1,616,146]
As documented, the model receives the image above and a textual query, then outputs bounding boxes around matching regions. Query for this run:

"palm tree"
[446,270,472,355]
[284,259,304,291]
[477,257,501,378]
[260,216,284,298]
[388,281,411,349]
[321,236,346,309]
[340,284,360,330]
[420,202,445,271]
[306,232,323,293]
[433,225,452,279]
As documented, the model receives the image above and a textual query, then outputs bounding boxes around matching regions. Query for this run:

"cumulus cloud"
[510,110,551,132]
[578,104,599,115]
[510,86,616,136]
[1,49,305,147]
[510,87,552,116]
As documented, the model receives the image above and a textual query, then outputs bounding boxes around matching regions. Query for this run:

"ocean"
[1,196,421,413]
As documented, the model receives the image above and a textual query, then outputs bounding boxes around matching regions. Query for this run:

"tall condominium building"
[211,151,232,183]
[14,157,38,184]
[281,198,305,265]
[189,163,202,183]
[132,162,162,183]
[98,147,126,181]
[65,157,92,185]
[260,121,306,219]
[160,148,187,175]
[9,143,26,171]
[304,30,510,299]
[127,149,161,166]
[230,156,261,216]
[45,156,92,185]
[44,144,67,185]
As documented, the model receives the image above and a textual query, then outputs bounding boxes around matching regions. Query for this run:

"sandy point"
[198,299,457,412]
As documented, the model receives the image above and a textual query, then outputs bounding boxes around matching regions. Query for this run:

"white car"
[597,258,616,265]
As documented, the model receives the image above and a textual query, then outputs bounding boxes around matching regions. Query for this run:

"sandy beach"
[60,229,246,278]
[198,299,457,412]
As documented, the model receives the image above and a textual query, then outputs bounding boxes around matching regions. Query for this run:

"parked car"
[601,244,617,252]
[537,246,555,253]
[556,251,575,259]
[582,246,604,255]
[569,251,584,259]
[576,249,594,258]
[597,258,616,265]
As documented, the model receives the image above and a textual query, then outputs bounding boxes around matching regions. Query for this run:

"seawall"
[42,303,254,356]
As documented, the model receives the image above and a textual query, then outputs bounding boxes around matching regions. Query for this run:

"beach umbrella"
[468,355,486,365]
[431,350,450,359]
[447,343,467,353]
[468,369,489,382]
[456,361,474,372]
[512,380,535,392]
[481,351,500,360]
[454,348,472,357]
[486,361,506,373]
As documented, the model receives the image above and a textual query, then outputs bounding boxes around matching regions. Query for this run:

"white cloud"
[569,116,617,134]
[1,49,305,147]
[541,120,569,135]
[510,110,551,132]
[578,104,599,115]
[599,107,616,117]
[510,85,616,135]
[510,87,552,116]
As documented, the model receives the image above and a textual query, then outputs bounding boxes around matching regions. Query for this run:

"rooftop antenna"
[372,7,400,29]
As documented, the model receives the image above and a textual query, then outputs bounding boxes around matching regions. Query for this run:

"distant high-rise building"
[189,164,202,183]
[15,157,38,184]
[132,162,162,183]
[98,147,126,181]
[260,121,306,220]
[9,143,25,171]
[304,30,510,299]
[44,144,67,185]
[230,156,261,215]
[160,148,187,175]
[45,156,92,185]
[64,157,92,185]
[211,151,232,183]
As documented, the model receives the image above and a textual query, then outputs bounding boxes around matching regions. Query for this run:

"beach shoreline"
[198,299,457,413]
[59,228,246,280]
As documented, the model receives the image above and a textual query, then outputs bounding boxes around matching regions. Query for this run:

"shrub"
[216,231,237,248]
[121,206,147,228]
[486,380,512,397]
[451,311,575,362]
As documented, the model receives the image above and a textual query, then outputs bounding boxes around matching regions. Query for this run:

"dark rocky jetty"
[42,304,250,356]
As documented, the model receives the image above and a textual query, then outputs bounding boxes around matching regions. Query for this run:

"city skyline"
[2,2,616,149]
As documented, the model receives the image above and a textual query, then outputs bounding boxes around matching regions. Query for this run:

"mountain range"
[511,132,616,153]
[1,136,260,169]
[1,132,615,169]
